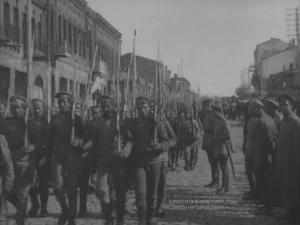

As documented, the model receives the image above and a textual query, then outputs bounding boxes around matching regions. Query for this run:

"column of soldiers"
[242,94,300,225]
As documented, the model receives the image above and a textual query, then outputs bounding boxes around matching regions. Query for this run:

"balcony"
[33,41,47,61]
[52,40,72,58]
[0,25,21,47]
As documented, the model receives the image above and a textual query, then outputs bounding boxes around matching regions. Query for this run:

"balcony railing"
[33,40,47,61]
[0,25,21,45]
[52,40,72,58]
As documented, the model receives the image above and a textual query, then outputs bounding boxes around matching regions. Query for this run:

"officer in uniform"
[28,98,50,217]
[78,105,101,217]
[156,108,176,218]
[264,98,282,127]
[48,92,85,225]
[211,100,231,194]
[87,95,132,225]
[0,95,36,225]
[131,96,169,225]
[202,99,219,188]
[0,135,14,225]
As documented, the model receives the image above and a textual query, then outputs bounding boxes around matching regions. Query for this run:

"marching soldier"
[48,92,85,225]
[177,105,200,171]
[131,96,169,225]
[248,100,277,213]
[27,99,50,217]
[211,100,231,194]
[275,95,300,224]
[0,95,37,225]
[156,109,176,218]
[0,135,14,225]
[86,95,132,225]
[264,98,282,127]
[78,105,101,217]
[202,99,219,188]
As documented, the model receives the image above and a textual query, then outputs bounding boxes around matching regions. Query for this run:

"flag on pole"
[90,75,106,94]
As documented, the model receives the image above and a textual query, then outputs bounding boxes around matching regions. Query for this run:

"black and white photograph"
[0,0,300,224]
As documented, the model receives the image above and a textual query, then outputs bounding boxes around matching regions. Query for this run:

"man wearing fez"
[247,100,277,212]
[0,96,36,225]
[28,99,50,217]
[0,135,14,225]
[177,105,200,171]
[211,100,231,194]
[130,96,169,225]
[85,95,132,225]
[48,92,85,225]
[275,95,300,224]
[78,105,101,217]
[202,99,220,188]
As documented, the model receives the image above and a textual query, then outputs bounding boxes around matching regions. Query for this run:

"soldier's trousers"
[78,167,90,212]
[135,158,161,224]
[245,154,255,192]
[51,154,81,219]
[29,160,50,208]
[205,148,219,184]
[254,165,270,203]
[157,160,167,211]
[95,161,129,222]
[168,147,179,168]
[7,162,35,225]
[216,154,229,190]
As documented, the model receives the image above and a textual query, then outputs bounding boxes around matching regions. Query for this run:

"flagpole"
[116,39,121,152]
[132,29,137,117]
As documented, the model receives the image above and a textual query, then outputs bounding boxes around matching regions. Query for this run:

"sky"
[87,0,299,96]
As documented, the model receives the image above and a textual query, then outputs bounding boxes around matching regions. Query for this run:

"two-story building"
[0,0,121,106]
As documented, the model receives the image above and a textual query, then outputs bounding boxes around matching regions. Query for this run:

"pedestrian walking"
[27,98,50,218]
[130,96,169,225]
[48,92,85,225]
[0,95,37,225]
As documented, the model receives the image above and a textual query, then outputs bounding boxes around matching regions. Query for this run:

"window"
[82,33,86,58]
[0,66,10,102]
[13,7,19,27]
[50,10,54,42]
[79,84,86,100]
[59,77,68,92]
[32,18,36,48]
[58,15,61,41]
[63,18,67,41]
[69,80,74,94]
[51,75,56,105]
[15,71,27,98]
[73,25,77,53]
[4,2,10,28]
[22,13,27,53]
[38,21,42,50]
[68,21,72,49]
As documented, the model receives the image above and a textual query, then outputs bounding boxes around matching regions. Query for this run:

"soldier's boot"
[40,203,49,217]
[79,197,87,217]
[137,206,146,225]
[15,202,27,225]
[146,207,156,225]
[58,208,68,225]
[102,203,114,225]
[116,203,125,224]
[28,187,40,217]
[67,217,76,225]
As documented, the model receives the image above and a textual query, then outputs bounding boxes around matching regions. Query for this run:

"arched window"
[34,75,44,88]
[59,77,68,92]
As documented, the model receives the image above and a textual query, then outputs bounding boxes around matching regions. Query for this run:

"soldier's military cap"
[265,98,279,109]
[202,99,213,105]
[31,98,45,105]
[211,99,222,110]
[250,99,264,108]
[98,94,116,105]
[278,94,295,104]
[9,95,27,106]
[136,96,151,108]
[55,91,73,100]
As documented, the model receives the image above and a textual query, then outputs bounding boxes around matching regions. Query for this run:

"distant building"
[0,0,121,105]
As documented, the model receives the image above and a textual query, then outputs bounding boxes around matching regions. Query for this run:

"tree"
[251,71,260,91]
[235,84,251,99]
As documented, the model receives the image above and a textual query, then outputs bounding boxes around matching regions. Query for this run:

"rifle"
[116,40,121,153]
[225,140,236,178]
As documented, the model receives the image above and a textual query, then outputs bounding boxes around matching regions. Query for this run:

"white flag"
[90,76,106,94]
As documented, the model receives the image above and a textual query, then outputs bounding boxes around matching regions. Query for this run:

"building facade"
[0,0,121,106]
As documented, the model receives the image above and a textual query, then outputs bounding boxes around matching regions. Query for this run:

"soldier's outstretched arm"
[0,135,14,194]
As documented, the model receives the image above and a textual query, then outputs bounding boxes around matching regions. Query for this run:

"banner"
[90,75,106,94]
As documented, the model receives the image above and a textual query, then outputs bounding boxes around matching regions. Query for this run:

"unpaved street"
[6,122,286,225]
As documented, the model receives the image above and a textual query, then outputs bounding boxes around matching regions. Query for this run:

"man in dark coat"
[87,95,132,225]
[28,98,50,217]
[0,135,14,225]
[0,96,36,225]
[48,92,85,225]
[202,99,219,188]
[131,96,169,225]
[275,95,300,224]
